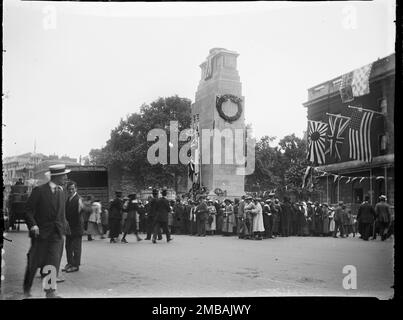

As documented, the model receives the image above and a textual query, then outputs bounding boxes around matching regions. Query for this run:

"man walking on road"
[374,195,390,241]
[152,189,173,243]
[23,164,70,298]
[109,191,124,243]
[63,181,84,273]
[357,196,376,241]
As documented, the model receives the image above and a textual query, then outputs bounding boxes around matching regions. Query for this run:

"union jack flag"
[326,114,350,161]
[307,120,328,165]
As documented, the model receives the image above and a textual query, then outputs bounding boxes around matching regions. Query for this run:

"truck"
[66,165,109,210]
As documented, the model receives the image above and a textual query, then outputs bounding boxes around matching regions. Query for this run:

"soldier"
[263,199,274,239]
[195,196,209,237]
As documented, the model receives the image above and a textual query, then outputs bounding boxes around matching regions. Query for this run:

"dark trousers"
[281,216,289,236]
[334,221,344,237]
[183,219,190,235]
[378,222,389,240]
[264,215,273,238]
[152,220,171,240]
[190,221,197,235]
[109,218,121,238]
[23,233,64,293]
[197,218,206,236]
[65,235,82,267]
[360,223,372,240]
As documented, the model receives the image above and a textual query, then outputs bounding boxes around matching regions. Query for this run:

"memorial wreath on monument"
[216,94,243,123]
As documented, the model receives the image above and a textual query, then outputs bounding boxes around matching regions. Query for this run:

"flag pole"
[347,105,383,115]
[326,113,351,120]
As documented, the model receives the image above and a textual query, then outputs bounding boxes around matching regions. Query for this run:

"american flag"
[326,114,350,161]
[307,120,328,165]
[348,108,374,162]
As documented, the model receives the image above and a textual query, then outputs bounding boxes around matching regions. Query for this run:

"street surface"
[1,226,394,299]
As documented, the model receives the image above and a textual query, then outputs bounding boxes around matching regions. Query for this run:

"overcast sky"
[3,0,395,160]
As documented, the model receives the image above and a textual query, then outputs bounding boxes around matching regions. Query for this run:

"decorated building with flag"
[303,53,394,211]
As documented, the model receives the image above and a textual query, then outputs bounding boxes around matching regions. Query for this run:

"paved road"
[1,228,394,299]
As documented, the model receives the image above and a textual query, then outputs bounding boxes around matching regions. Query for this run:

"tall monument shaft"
[191,48,245,198]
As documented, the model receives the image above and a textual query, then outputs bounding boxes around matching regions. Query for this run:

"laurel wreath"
[216,94,243,123]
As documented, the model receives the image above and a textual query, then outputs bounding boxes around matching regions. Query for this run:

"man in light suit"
[23,164,70,298]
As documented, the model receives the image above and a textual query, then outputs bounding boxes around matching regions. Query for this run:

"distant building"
[303,54,394,211]
[34,157,79,185]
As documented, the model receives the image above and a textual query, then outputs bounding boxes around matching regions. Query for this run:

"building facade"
[303,54,394,212]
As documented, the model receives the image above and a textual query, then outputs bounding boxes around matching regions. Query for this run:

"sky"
[2,0,395,160]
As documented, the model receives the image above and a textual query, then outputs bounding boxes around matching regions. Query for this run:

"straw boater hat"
[46,164,71,176]
[379,195,387,200]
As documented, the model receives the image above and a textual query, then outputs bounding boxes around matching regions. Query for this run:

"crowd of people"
[21,163,394,298]
[83,191,394,244]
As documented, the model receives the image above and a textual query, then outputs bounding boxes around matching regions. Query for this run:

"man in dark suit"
[23,164,70,298]
[333,201,345,238]
[357,195,376,241]
[144,189,162,240]
[152,189,172,243]
[375,195,391,241]
[63,181,83,273]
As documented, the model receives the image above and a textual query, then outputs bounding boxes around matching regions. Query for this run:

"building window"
[378,97,387,114]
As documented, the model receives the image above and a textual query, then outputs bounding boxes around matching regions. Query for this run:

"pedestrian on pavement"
[206,199,217,235]
[280,196,292,237]
[144,190,162,240]
[189,200,198,235]
[173,198,185,235]
[100,207,109,239]
[87,200,103,240]
[249,198,264,240]
[357,196,376,241]
[152,188,173,243]
[333,201,345,238]
[121,193,143,243]
[195,196,209,237]
[321,203,330,236]
[263,199,274,239]
[23,164,70,298]
[81,195,93,240]
[236,196,246,237]
[374,195,391,241]
[222,199,235,236]
[109,191,124,243]
[313,201,323,236]
[63,181,84,273]
[272,198,281,237]
[215,200,223,235]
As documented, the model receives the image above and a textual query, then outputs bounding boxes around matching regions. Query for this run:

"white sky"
[2,0,395,160]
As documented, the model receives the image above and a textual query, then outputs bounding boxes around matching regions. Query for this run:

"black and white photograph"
[1,0,396,304]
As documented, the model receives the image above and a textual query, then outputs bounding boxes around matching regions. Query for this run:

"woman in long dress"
[222,199,235,236]
[322,203,330,236]
[87,200,103,240]
[250,198,265,240]
[206,200,217,235]
[121,193,143,243]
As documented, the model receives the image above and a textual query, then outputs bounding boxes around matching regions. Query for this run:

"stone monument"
[191,48,245,199]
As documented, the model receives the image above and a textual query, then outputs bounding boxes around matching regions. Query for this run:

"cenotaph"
[191,48,245,199]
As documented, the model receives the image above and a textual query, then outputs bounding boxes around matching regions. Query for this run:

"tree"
[89,95,192,190]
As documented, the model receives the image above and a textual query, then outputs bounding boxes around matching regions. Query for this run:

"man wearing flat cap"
[23,164,70,298]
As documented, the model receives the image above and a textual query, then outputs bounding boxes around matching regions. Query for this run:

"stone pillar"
[191,48,245,199]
